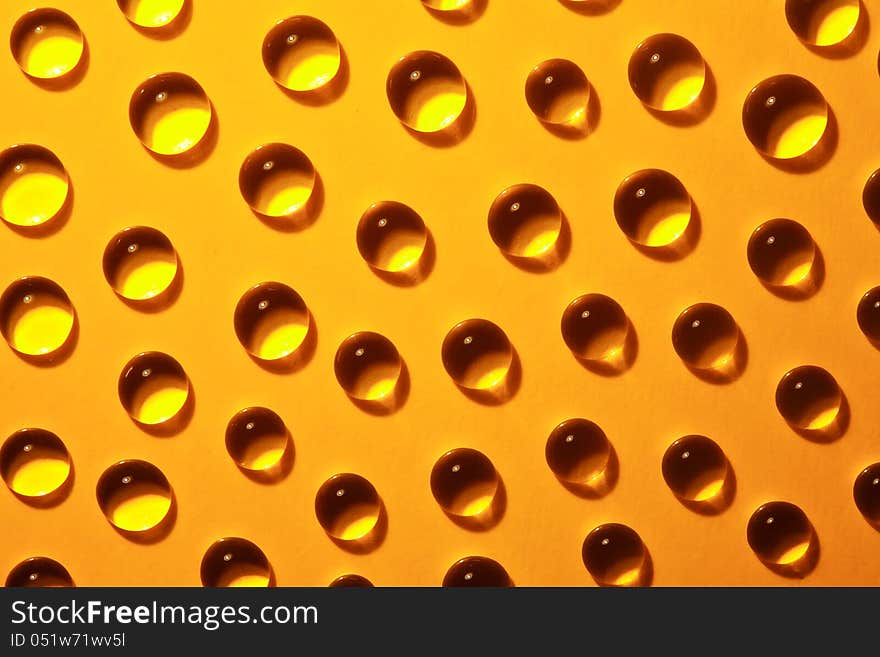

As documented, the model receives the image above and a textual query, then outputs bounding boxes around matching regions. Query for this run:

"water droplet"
[11,9,84,80]
[489,184,561,261]
[561,294,632,371]
[118,352,190,427]
[628,34,706,112]
[431,448,499,519]
[234,282,310,362]
[546,418,614,492]
[0,277,75,359]
[442,319,513,392]
[614,169,692,249]
[776,365,843,434]
[853,463,880,527]
[0,145,70,229]
[582,524,651,586]
[743,75,828,160]
[334,332,403,407]
[103,227,179,303]
[785,0,861,47]
[201,537,272,587]
[443,556,511,586]
[225,407,291,477]
[97,460,173,535]
[130,73,213,156]
[239,143,317,220]
[6,557,73,587]
[357,201,428,275]
[672,303,741,375]
[0,429,71,502]
[117,0,187,30]
[747,501,817,576]
[525,59,591,129]
[857,286,880,342]
[387,51,468,133]
[262,17,341,92]
[862,169,880,226]
[330,574,373,587]
[747,219,817,292]
[315,473,382,543]
[662,435,732,510]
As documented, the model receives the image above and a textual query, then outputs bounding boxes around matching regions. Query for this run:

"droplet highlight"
[0,144,70,229]
[117,351,191,427]
[96,460,173,535]
[262,16,341,92]
[0,276,75,359]
[443,556,512,587]
[488,184,562,262]
[742,75,828,160]
[357,201,428,274]
[315,473,383,543]
[430,448,499,519]
[785,0,860,47]
[201,537,272,587]
[234,282,311,363]
[628,33,706,112]
[387,51,468,133]
[747,501,818,577]
[525,59,590,129]
[582,523,651,587]
[129,72,213,156]
[239,143,317,220]
[103,226,179,303]
[6,557,73,587]
[613,169,692,249]
[10,8,84,80]
[0,428,71,502]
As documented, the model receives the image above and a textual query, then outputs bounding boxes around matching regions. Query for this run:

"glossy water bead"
[613,169,692,249]
[525,59,590,129]
[0,277,75,359]
[0,144,70,229]
[96,460,173,534]
[545,418,614,490]
[582,523,651,587]
[430,448,499,519]
[628,34,706,112]
[129,73,213,156]
[747,219,817,291]
[330,574,373,587]
[262,16,341,93]
[386,51,468,133]
[775,365,844,433]
[747,501,817,576]
[334,332,403,402]
[443,557,512,587]
[857,286,880,342]
[117,0,187,30]
[225,407,291,475]
[0,428,71,502]
[487,184,562,261]
[103,226,179,303]
[201,537,273,587]
[239,143,317,220]
[742,75,828,160]
[661,435,732,510]
[234,282,311,362]
[357,201,428,274]
[10,8,84,80]
[853,463,880,526]
[6,557,73,587]
[862,169,880,226]
[785,0,861,47]
[441,319,513,392]
[315,473,383,543]
[560,294,632,370]
[671,303,741,373]
[117,351,190,427]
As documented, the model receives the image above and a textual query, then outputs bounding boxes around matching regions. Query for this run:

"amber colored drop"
[334,331,402,402]
[545,418,613,487]
[582,523,651,587]
[225,407,291,475]
[441,319,513,391]
[560,294,632,371]
[102,226,179,303]
[201,537,272,587]
[487,184,562,261]
[0,276,75,359]
[525,59,590,128]
[0,428,71,502]
[386,51,468,133]
[117,351,190,427]
[262,16,341,93]
[357,201,427,274]
[0,144,70,229]
[785,0,861,47]
[233,282,311,363]
[628,33,706,112]
[10,8,85,81]
[775,365,843,433]
[6,557,73,587]
[613,169,692,249]
[747,501,817,576]
[747,218,818,293]
[671,303,741,374]
[430,447,499,518]
[315,473,383,543]
[662,435,732,511]
[853,463,880,526]
[856,286,880,342]
[239,143,317,220]
[330,574,373,587]
[443,556,512,587]
[96,459,173,535]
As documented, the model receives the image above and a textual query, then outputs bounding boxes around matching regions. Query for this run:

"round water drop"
[129,72,213,156]
[96,460,173,534]
[0,277,75,359]
[775,365,843,433]
[117,351,190,427]
[747,501,817,576]
[628,34,706,112]
[441,319,513,392]
[315,473,383,543]
[239,143,317,220]
[234,282,311,362]
[613,169,692,249]
[857,286,880,342]
[545,418,613,491]
[430,448,499,519]
[10,8,84,81]
[747,218,817,291]
[6,557,73,587]
[201,537,272,587]
[225,407,291,476]
[0,144,70,229]
[742,75,828,160]
[853,462,880,526]
[582,523,651,587]
[386,51,468,133]
[330,574,373,587]
[561,294,631,370]
[525,59,590,128]
[488,184,562,261]
[117,0,187,29]
[661,435,731,509]
[862,169,880,226]
[0,428,71,502]
[443,556,512,587]
[103,226,179,303]
[262,16,341,92]
[785,0,860,47]
[671,303,740,373]
[334,332,403,402]
[357,201,428,274]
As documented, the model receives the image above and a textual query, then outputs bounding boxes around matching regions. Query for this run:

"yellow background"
[2,0,880,586]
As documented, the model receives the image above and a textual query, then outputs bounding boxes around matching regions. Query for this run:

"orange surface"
[2,0,880,586]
